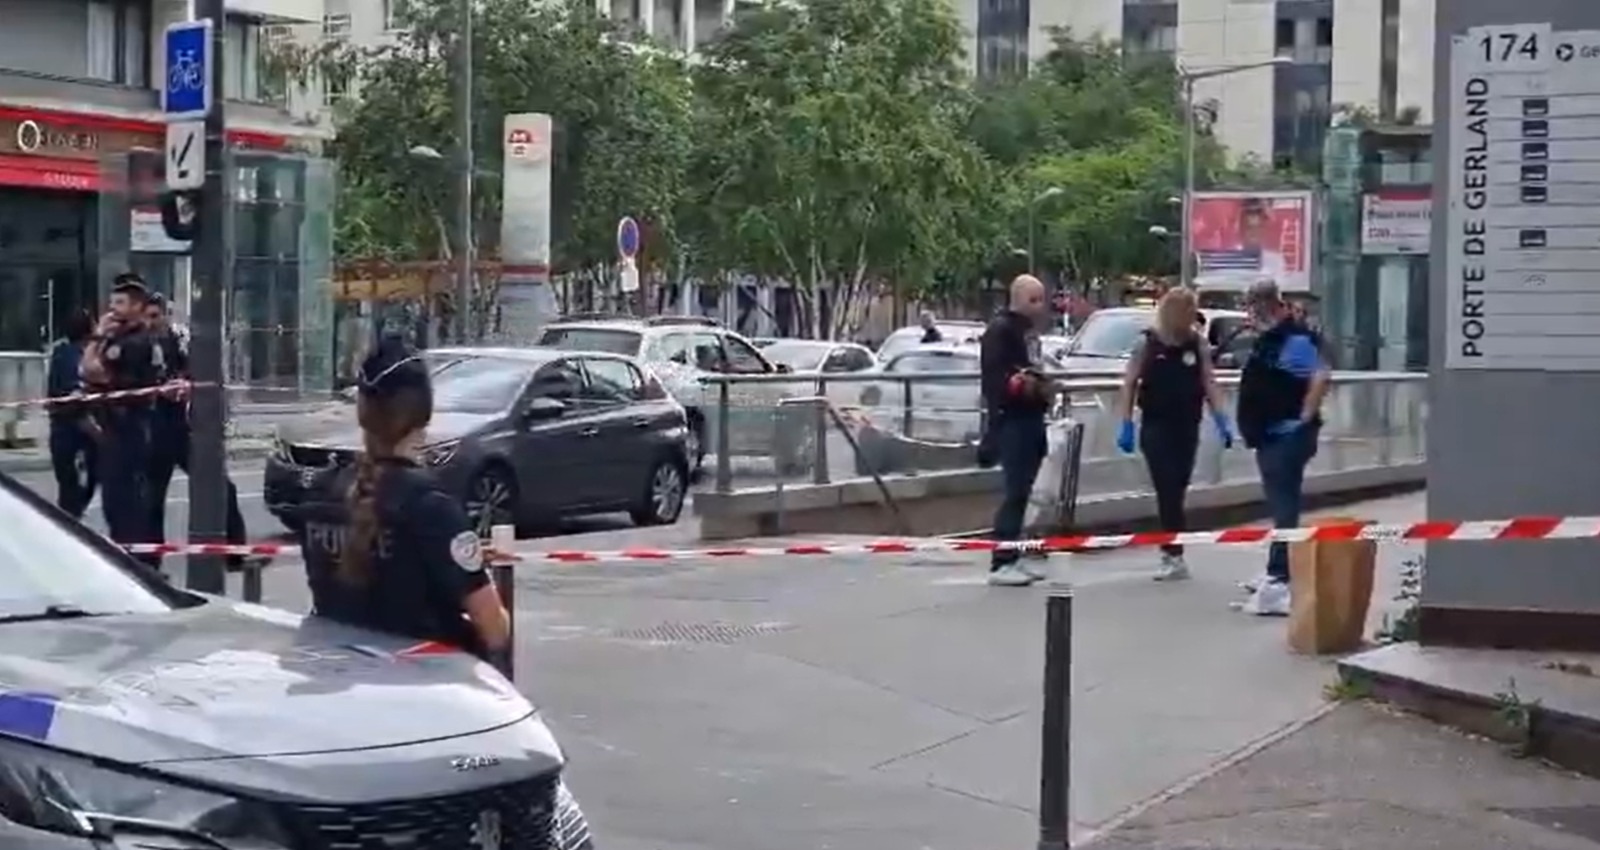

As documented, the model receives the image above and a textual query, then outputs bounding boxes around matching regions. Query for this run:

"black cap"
[357,335,430,398]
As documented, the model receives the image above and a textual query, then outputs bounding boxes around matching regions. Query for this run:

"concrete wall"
[1426,0,1600,632]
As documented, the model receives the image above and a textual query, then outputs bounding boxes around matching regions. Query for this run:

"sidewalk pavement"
[1086,700,1600,850]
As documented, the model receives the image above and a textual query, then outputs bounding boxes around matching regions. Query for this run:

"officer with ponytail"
[298,338,512,669]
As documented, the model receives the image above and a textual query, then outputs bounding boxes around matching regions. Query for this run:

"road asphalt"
[157,489,1580,850]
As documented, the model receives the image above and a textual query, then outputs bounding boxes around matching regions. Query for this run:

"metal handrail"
[777,396,910,534]
[699,369,1425,386]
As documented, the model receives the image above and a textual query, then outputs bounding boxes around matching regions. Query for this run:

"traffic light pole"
[185,0,231,594]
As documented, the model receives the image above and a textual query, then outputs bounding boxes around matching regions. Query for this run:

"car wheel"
[465,465,518,537]
[685,410,707,479]
[630,455,687,526]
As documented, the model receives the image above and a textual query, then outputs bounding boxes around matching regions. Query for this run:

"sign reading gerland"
[1446,21,1600,370]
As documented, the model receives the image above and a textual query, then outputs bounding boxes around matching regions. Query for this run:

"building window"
[223,15,263,102]
[1314,17,1332,47]
[1275,18,1295,54]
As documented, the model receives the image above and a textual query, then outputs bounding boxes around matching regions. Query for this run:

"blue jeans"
[989,415,1048,569]
[1254,423,1319,582]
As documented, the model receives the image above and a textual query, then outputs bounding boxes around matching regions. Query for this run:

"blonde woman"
[1115,287,1234,581]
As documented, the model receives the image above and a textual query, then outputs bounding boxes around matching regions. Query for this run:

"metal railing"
[0,351,46,448]
[699,370,1427,494]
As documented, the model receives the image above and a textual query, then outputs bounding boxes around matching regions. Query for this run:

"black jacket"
[980,310,1047,419]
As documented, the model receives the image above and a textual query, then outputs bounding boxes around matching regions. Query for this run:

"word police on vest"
[1457,74,1490,359]
[304,522,396,561]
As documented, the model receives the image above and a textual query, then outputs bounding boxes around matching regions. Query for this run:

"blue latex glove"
[1211,410,1234,449]
[1116,419,1136,454]
[1267,417,1305,437]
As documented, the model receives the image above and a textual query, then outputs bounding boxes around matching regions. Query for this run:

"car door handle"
[579,426,600,437]
[632,418,651,428]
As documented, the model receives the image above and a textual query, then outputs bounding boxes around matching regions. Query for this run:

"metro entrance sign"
[1445,20,1600,370]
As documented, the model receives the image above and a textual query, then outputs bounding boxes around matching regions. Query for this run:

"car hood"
[279,409,495,449]
[1054,354,1129,375]
[0,602,530,765]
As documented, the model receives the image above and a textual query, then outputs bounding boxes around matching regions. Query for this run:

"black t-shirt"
[298,458,489,652]
[1134,331,1206,426]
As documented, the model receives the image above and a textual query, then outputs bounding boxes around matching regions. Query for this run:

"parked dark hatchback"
[265,347,691,535]
[0,471,593,849]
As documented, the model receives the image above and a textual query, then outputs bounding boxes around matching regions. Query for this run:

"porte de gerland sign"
[1447,22,1600,370]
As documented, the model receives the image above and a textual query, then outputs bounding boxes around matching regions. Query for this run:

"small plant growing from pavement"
[1376,556,1424,645]
[1323,675,1372,703]
[1492,678,1540,758]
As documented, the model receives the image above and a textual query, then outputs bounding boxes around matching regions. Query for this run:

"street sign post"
[617,216,640,259]
[162,19,214,121]
[164,121,204,190]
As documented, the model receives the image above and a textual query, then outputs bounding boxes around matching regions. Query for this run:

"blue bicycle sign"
[162,19,213,120]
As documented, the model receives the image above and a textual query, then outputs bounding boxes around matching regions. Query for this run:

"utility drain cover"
[610,621,793,645]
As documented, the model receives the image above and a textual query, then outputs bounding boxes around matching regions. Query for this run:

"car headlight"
[0,736,291,847]
[422,441,461,467]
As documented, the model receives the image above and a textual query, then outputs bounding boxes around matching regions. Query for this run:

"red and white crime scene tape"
[0,380,206,411]
[121,515,1600,563]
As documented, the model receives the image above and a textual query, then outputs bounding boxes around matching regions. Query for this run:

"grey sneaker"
[1154,553,1190,582]
[988,564,1041,587]
[1241,579,1291,616]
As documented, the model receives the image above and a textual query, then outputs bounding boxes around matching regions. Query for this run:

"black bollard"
[1037,589,1073,850]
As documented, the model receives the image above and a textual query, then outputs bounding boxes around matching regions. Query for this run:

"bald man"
[978,275,1053,586]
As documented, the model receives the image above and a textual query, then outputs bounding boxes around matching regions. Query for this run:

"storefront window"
[0,189,97,351]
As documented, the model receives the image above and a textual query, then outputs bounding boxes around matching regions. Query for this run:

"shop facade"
[0,105,334,393]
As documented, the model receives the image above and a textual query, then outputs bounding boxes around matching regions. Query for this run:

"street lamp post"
[454,0,474,343]
[1176,57,1292,288]
[1029,186,1066,275]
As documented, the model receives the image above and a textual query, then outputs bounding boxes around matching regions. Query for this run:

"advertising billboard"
[1361,188,1431,255]
[1188,190,1315,292]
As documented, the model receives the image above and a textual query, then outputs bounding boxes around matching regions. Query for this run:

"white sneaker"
[1020,557,1050,580]
[1154,553,1190,582]
[988,564,1040,587]
[1241,579,1291,616]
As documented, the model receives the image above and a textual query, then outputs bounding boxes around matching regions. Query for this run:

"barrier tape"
[120,515,1600,563]
[0,380,206,411]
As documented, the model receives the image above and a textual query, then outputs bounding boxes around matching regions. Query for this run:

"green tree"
[683,0,989,338]
[276,0,695,278]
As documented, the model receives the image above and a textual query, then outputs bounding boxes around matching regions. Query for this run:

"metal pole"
[1180,75,1197,289]
[490,524,516,680]
[455,0,474,342]
[186,0,230,595]
[1036,590,1074,850]
[1028,203,1037,275]
[714,381,733,493]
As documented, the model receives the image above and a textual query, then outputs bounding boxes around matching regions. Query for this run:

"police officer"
[143,293,253,565]
[45,309,97,519]
[79,274,163,550]
[1236,280,1330,617]
[298,338,512,668]
[1114,287,1234,582]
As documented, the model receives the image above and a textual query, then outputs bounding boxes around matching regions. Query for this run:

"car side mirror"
[523,396,567,423]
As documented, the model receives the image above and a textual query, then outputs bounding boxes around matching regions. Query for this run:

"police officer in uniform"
[1115,287,1234,581]
[143,293,253,565]
[1236,280,1330,617]
[297,338,511,667]
[79,275,163,550]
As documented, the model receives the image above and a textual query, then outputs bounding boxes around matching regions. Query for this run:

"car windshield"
[888,351,979,373]
[761,341,831,371]
[430,356,536,414]
[1067,312,1154,358]
[535,326,643,356]
[0,477,181,620]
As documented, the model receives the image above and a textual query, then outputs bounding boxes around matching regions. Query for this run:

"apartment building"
[0,0,336,386]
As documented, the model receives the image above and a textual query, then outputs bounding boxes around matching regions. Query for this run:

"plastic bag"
[1025,418,1084,532]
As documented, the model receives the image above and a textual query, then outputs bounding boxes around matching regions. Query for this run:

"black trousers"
[96,410,156,547]
[48,420,97,521]
[989,415,1048,569]
[148,416,248,564]
[1139,418,1201,556]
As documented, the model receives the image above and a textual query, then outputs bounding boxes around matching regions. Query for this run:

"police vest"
[1236,321,1318,449]
[1134,330,1205,426]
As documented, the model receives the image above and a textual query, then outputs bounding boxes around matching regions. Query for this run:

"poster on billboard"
[1361,189,1431,255]
[498,113,557,342]
[1188,190,1315,292]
